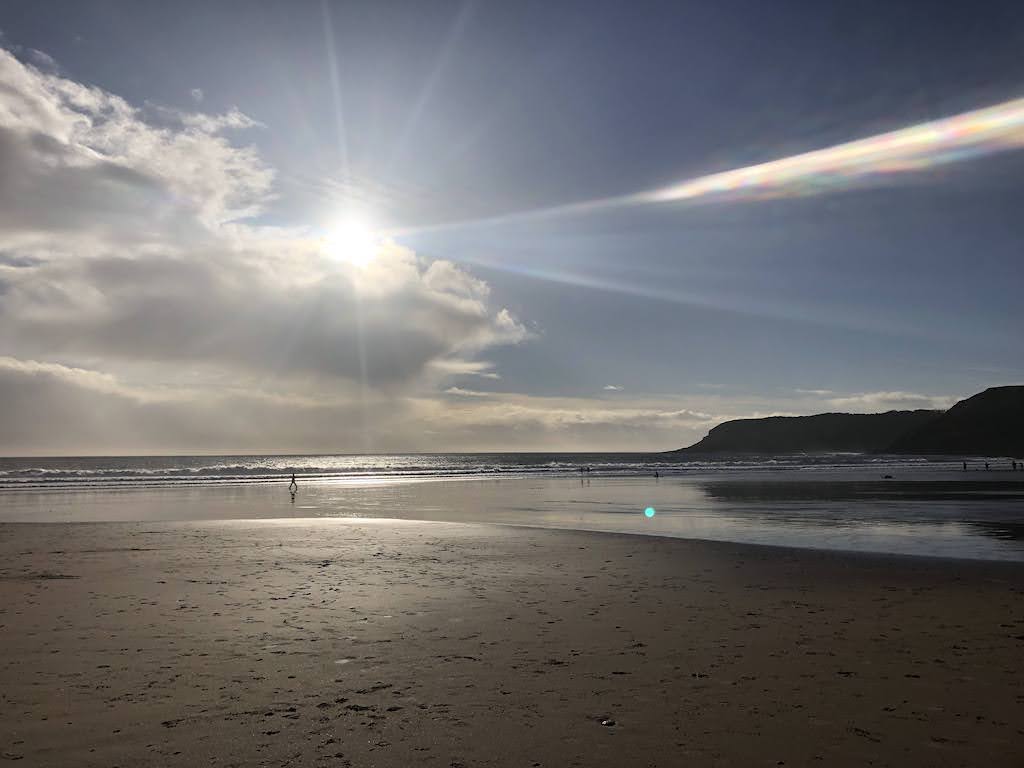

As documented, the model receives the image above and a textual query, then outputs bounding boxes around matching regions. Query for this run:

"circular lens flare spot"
[644,507,656,518]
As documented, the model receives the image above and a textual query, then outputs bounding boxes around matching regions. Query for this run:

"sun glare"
[322,218,379,267]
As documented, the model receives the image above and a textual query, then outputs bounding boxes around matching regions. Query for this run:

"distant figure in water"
[654,470,659,478]
[963,461,967,471]
[985,462,990,471]
[1014,460,1018,471]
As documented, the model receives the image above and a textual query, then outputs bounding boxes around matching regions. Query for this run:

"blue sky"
[0,1,1022,453]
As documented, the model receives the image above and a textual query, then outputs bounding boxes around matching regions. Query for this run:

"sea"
[1,452,1023,562]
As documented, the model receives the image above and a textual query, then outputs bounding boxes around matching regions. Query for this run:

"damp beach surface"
[3,472,1024,561]
[1,518,1022,767]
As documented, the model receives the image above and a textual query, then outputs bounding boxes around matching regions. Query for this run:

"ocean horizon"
[0,451,998,491]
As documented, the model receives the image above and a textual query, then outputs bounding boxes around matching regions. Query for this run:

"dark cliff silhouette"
[887,386,1024,455]
[675,386,1024,455]
[675,410,942,453]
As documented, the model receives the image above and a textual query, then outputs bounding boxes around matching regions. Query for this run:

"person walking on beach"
[288,473,298,492]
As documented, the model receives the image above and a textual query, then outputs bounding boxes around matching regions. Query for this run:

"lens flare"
[644,507,656,518]
[643,97,1024,206]
[322,218,378,267]
[399,96,1024,237]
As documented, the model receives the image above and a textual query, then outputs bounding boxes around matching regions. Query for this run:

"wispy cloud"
[603,384,623,391]
[443,386,493,397]
[0,357,727,453]
[826,391,959,412]
[26,48,57,71]
[429,360,502,379]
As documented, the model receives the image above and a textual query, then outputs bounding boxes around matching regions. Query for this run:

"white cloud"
[443,387,493,397]
[430,394,715,431]
[0,47,273,237]
[0,238,528,388]
[0,46,533,452]
[826,391,958,412]
[428,359,502,379]
[794,388,833,396]
[603,384,623,391]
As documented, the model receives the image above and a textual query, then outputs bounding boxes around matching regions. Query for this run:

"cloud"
[0,47,273,239]
[443,386,493,397]
[26,49,57,71]
[190,87,204,103]
[0,358,723,453]
[429,394,715,431]
[0,45,532,453]
[428,359,502,379]
[0,356,418,454]
[794,388,834,396]
[825,391,959,412]
[603,384,623,391]
[0,237,528,388]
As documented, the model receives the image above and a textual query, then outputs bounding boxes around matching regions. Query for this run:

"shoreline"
[2,518,1022,766]
[10,513,1024,567]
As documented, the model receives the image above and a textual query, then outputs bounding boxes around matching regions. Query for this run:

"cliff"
[887,386,1024,455]
[675,410,942,454]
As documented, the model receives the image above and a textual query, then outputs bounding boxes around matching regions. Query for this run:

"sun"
[322,217,379,267]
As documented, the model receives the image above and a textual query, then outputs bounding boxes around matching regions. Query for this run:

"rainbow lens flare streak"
[404,97,1024,237]
[640,97,1024,206]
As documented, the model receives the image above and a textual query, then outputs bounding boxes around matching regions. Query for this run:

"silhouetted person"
[963,461,967,471]
[1014,460,1018,471]
[288,473,298,492]
[985,462,990,471]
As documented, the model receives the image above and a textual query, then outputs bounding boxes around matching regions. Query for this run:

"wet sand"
[1,519,1022,766]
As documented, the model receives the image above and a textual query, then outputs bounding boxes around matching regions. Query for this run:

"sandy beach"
[2,518,1022,767]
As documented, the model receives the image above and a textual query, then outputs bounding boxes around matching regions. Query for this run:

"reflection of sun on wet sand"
[1,519,1022,766]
